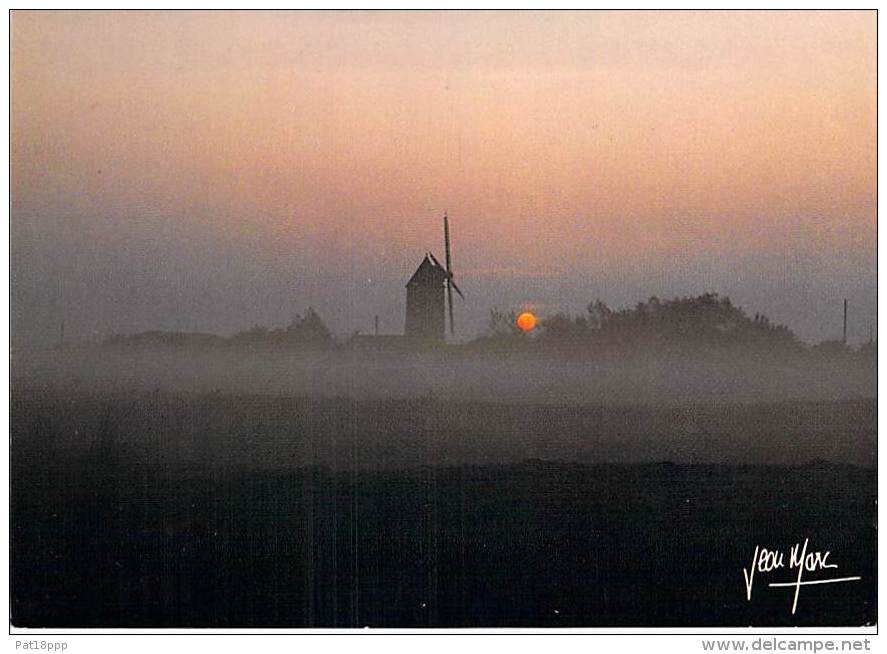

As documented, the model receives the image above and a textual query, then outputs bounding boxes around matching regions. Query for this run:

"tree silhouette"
[533,293,798,349]
[486,307,522,338]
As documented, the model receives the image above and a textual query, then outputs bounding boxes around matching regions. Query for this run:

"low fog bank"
[11,343,876,406]
[11,343,876,470]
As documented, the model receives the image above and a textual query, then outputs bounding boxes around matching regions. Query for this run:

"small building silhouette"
[405,254,448,340]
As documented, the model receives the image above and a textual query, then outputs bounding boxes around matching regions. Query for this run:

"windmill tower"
[405,254,448,339]
[403,214,464,340]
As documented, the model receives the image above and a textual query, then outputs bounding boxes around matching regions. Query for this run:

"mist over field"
[11,313,877,628]
[13,328,878,400]
[11,345,877,627]
[11,342,876,471]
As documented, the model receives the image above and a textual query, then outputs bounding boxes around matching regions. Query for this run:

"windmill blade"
[449,278,465,300]
[443,213,455,337]
[428,252,465,299]
[427,251,446,273]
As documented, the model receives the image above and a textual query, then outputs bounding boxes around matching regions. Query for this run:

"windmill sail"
[444,213,455,336]
[428,251,463,299]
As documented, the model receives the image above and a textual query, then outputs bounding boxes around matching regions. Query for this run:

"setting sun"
[516,311,537,332]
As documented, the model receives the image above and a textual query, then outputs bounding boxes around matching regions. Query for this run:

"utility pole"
[374,315,379,336]
[843,299,848,345]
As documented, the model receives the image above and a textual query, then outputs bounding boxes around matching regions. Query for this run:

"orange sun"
[516,311,537,332]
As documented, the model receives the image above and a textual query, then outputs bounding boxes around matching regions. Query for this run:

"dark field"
[10,391,877,627]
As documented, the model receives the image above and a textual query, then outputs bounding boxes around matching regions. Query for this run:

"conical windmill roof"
[406,254,448,288]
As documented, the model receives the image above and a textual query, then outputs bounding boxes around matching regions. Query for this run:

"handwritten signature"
[743,538,861,614]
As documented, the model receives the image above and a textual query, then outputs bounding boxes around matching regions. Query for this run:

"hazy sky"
[11,10,876,344]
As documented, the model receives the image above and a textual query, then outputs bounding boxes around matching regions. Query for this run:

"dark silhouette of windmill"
[404,214,464,340]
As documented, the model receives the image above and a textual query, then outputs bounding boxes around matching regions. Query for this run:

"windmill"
[403,214,464,341]
[429,212,464,337]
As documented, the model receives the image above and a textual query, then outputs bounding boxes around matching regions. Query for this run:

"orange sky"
[11,10,877,342]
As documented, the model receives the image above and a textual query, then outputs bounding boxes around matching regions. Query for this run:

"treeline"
[103,294,876,357]
[482,293,874,356]
[104,307,335,350]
